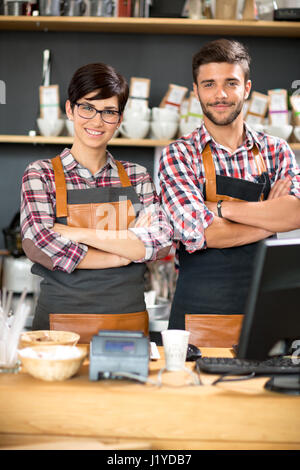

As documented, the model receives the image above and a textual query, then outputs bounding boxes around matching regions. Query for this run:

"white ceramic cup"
[161,329,190,371]
[123,107,151,121]
[150,121,178,139]
[179,120,200,136]
[152,107,179,122]
[263,124,293,141]
[65,119,74,136]
[119,119,150,139]
[293,126,300,142]
[37,118,65,137]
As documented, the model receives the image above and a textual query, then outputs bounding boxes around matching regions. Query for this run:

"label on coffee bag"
[39,85,60,121]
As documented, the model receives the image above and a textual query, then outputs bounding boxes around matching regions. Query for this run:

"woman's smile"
[84,127,105,137]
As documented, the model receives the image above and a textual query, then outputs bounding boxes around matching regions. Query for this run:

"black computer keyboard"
[196,356,300,376]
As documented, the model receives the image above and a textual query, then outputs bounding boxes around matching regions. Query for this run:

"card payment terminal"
[89,330,149,381]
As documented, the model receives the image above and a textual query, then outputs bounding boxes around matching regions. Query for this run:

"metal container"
[38,0,63,16]
[83,0,114,16]
[64,0,85,15]
[2,256,39,294]
[147,297,171,322]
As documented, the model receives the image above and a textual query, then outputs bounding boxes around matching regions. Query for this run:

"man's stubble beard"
[199,97,244,127]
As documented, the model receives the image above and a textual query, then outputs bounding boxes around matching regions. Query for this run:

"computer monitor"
[237,238,300,362]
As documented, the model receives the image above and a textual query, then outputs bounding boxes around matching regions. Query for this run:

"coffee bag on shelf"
[39,85,60,121]
[160,83,188,112]
[128,77,151,111]
[186,91,203,124]
[290,95,300,126]
[245,91,269,126]
[268,89,289,126]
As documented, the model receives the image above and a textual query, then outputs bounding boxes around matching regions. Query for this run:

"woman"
[21,63,172,342]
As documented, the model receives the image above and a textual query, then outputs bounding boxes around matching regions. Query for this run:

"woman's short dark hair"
[192,39,251,83]
[68,63,129,113]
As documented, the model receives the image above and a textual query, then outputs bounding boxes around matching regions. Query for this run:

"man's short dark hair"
[192,39,251,83]
[68,63,129,113]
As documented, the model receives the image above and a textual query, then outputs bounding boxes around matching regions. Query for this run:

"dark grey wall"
[0,28,299,247]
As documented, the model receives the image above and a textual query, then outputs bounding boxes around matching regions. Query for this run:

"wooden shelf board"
[0,135,171,147]
[0,17,300,37]
[0,135,299,151]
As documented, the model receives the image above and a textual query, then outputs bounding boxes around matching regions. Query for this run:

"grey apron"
[169,143,271,330]
[31,156,147,338]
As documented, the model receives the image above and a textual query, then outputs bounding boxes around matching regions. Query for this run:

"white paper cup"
[161,329,190,371]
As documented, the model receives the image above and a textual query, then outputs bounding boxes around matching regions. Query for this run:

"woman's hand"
[53,223,84,243]
[77,247,132,270]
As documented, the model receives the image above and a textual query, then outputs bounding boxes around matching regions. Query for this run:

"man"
[159,38,300,330]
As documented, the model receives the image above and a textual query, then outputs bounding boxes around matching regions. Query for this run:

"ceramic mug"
[119,120,150,139]
[151,107,179,122]
[64,0,86,15]
[38,0,63,15]
[6,0,34,14]
[123,107,151,121]
[151,121,178,140]
[179,120,201,136]
[83,0,114,16]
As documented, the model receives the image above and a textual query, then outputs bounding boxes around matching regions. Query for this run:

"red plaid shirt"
[21,148,172,273]
[159,123,300,264]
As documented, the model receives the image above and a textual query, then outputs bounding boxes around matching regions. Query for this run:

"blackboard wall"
[0,27,299,247]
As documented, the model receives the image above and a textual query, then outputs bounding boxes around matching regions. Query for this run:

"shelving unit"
[1,16,299,151]
[0,16,300,37]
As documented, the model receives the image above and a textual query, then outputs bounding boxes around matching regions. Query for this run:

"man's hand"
[205,201,218,217]
[267,178,291,200]
[205,178,292,217]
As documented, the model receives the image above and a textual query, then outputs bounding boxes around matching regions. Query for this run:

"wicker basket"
[18,345,87,381]
[19,330,80,349]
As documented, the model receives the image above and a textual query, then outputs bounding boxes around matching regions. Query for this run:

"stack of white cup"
[150,107,179,140]
[179,117,202,136]
[119,107,151,139]
[179,99,203,136]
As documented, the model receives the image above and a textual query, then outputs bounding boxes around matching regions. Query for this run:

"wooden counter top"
[0,347,299,450]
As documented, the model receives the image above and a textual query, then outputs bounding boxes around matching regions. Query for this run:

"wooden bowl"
[19,330,80,349]
[18,345,87,381]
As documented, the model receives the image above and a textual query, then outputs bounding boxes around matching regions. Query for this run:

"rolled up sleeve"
[272,140,300,199]
[128,171,173,262]
[159,142,214,253]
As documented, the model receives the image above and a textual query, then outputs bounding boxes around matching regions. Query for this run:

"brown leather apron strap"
[202,143,267,203]
[202,144,218,203]
[252,145,267,175]
[49,311,149,344]
[115,160,132,187]
[52,155,68,218]
[51,157,132,219]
